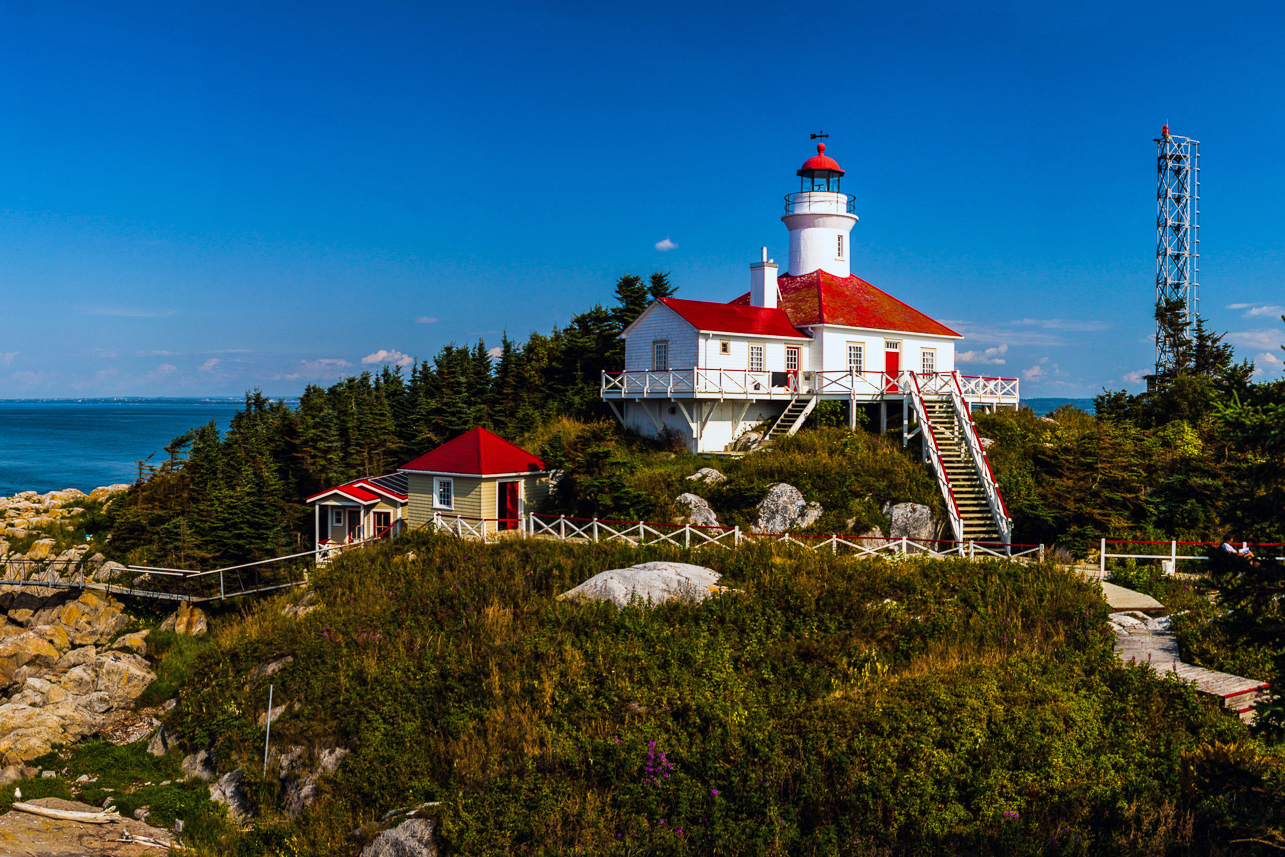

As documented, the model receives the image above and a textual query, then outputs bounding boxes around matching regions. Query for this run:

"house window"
[847,343,864,373]
[719,340,731,355]
[884,340,900,351]
[921,349,936,374]
[748,344,765,373]
[837,234,844,258]
[332,508,343,526]
[785,347,799,371]
[435,478,454,510]
[652,340,668,371]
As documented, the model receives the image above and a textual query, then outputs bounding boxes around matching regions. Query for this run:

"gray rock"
[281,591,319,620]
[856,527,887,550]
[753,484,822,533]
[882,502,938,542]
[685,467,726,485]
[673,493,719,528]
[209,768,251,824]
[360,818,437,857]
[731,431,762,452]
[182,750,217,782]
[93,561,127,583]
[147,723,175,756]
[284,772,320,817]
[558,562,726,607]
[249,655,294,681]
[979,437,995,450]
[318,746,348,775]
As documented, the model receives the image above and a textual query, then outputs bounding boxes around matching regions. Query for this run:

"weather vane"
[810,131,828,142]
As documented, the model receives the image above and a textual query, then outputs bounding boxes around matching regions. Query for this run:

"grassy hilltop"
[126,534,1283,856]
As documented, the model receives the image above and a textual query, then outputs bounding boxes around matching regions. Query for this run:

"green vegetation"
[149,534,1285,856]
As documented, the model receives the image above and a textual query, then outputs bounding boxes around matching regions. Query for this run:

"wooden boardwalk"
[1111,611,1271,721]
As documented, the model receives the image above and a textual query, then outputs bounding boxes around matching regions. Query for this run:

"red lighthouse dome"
[797,142,845,177]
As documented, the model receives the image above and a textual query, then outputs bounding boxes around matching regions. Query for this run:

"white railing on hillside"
[1095,538,1285,580]
[949,373,1012,544]
[602,368,1019,403]
[906,373,965,542]
[524,513,1042,560]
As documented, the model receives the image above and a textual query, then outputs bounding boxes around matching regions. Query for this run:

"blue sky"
[1,0,1283,398]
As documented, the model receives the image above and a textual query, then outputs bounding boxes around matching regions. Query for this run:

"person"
[1221,534,1256,562]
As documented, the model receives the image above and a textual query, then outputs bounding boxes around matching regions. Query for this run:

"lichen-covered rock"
[753,484,822,533]
[360,818,437,857]
[159,601,207,636]
[673,493,719,528]
[112,630,149,657]
[210,768,252,824]
[559,562,726,607]
[882,502,938,542]
[731,431,763,452]
[183,750,217,782]
[685,467,726,485]
[93,651,156,709]
[0,631,61,671]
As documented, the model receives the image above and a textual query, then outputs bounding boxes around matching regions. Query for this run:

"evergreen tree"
[648,270,676,301]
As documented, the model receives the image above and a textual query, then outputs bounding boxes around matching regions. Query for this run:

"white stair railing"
[948,372,1012,544]
[907,374,964,542]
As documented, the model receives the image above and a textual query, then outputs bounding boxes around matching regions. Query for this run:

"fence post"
[1099,538,1107,580]
[685,526,691,549]
[593,519,599,543]
[560,515,566,540]
[734,526,740,547]
[1039,544,1045,561]
[830,535,837,555]
[1170,540,1177,575]
[969,541,975,561]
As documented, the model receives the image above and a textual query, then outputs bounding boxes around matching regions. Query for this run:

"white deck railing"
[602,369,1018,403]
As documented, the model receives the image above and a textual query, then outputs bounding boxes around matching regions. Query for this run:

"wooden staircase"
[921,398,1001,542]
[760,396,818,446]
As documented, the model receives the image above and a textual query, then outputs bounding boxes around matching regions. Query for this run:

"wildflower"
[711,789,719,796]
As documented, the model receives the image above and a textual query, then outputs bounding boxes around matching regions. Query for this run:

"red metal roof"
[797,142,844,176]
[730,270,960,337]
[306,483,380,504]
[657,297,809,339]
[401,426,547,475]
[306,472,409,505]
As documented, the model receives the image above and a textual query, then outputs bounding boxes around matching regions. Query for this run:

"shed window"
[847,343,864,374]
[921,349,936,374]
[332,508,343,526]
[719,340,731,355]
[748,344,765,373]
[652,340,668,371]
[435,478,454,510]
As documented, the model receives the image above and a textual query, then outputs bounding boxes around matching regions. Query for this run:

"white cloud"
[487,346,504,360]
[279,358,351,382]
[654,237,677,252]
[1228,303,1253,309]
[135,350,177,357]
[1244,305,1284,318]
[1228,330,1285,350]
[361,349,414,368]
[0,352,16,367]
[947,317,1108,348]
[1257,351,1283,368]
[155,364,177,376]
[415,316,439,324]
[957,343,1007,365]
[1023,358,1061,382]
[1123,370,1148,385]
[1023,365,1046,381]
[199,358,220,372]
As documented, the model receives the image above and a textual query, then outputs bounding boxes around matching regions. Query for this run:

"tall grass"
[157,532,1281,856]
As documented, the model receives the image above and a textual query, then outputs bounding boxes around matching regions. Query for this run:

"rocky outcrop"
[673,494,719,528]
[730,431,762,452]
[360,818,438,857]
[559,562,727,607]
[685,467,726,485]
[883,502,938,542]
[158,602,207,636]
[210,768,252,824]
[0,486,127,541]
[182,750,217,782]
[753,484,822,533]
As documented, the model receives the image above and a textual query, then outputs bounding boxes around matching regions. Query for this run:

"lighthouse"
[781,141,859,280]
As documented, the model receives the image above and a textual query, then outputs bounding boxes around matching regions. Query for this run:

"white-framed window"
[748,344,765,373]
[435,478,454,510]
[652,340,668,371]
[884,340,900,351]
[837,234,844,258]
[332,508,343,526]
[921,349,936,374]
[719,340,731,355]
[847,343,864,373]
[785,347,799,371]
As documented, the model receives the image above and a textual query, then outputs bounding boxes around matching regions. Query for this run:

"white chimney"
[750,247,778,309]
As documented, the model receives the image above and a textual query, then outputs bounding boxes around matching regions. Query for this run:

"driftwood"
[11,801,123,824]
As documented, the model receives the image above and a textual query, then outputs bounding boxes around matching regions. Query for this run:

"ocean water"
[0,399,246,497]
[1023,397,1097,416]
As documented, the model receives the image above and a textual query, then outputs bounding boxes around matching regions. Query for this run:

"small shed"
[401,427,549,534]
[306,472,409,551]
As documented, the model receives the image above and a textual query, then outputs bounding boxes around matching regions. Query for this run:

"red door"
[346,509,362,541]
[498,481,520,530]
[884,346,900,392]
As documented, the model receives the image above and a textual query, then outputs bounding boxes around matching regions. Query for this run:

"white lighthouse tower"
[782,141,858,278]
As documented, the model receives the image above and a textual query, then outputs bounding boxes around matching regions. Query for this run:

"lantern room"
[797,142,845,192]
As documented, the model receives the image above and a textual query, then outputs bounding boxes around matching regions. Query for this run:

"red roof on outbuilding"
[730,270,960,338]
[306,483,380,504]
[656,297,809,339]
[400,426,547,476]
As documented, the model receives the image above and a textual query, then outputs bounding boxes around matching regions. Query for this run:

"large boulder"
[89,484,131,502]
[160,601,208,636]
[753,484,822,533]
[93,651,156,709]
[183,750,217,782]
[25,539,56,562]
[56,592,130,645]
[0,631,61,671]
[685,467,726,485]
[210,768,252,824]
[559,562,726,607]
[730,431,762,452]
[360,818,438,857]
[883,502,939,542]
[673,493,719,528]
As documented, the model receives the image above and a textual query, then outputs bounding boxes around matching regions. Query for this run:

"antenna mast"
[1153,124,1200,382]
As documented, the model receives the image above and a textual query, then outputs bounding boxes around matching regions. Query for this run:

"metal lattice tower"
[1154,125,1200,378]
